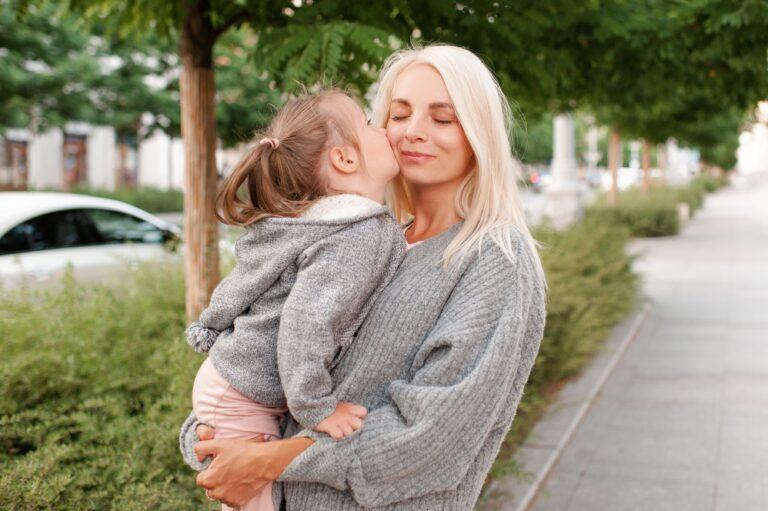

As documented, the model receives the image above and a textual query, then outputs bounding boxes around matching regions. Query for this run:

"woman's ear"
[329,146,359,174]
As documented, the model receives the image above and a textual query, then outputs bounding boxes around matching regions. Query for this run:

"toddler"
[181,90,405,511]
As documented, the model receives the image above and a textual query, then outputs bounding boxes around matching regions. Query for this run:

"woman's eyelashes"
[389,114,453,125]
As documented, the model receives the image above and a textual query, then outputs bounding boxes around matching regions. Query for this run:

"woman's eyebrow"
[391,98,454,110]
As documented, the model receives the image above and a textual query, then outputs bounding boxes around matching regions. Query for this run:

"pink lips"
[400,150,435,163]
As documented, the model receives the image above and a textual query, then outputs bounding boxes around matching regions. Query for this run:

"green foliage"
[590,190,681,237]
[214,27,284,147]
[0,264,214,510]
[1,1,179,138]
[256,20,395,96]
[489,212,639,479]
[70,186,184,213]
[588,178,725,238]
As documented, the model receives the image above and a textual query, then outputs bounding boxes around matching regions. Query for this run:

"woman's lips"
[400,150,435,164]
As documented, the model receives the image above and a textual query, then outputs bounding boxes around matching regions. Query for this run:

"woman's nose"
[404,116,428,143]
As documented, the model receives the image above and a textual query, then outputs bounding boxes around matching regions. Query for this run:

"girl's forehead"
[330,94,364,119]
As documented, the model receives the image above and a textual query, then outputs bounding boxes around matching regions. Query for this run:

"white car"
[0,192,182,288]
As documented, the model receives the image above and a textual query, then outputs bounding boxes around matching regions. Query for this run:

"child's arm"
[277,217,405,434]
[185,232,288,352]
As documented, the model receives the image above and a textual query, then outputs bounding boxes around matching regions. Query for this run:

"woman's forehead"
[392,63,451,104]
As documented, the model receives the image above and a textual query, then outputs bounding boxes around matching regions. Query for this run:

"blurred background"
[1,1,766,510]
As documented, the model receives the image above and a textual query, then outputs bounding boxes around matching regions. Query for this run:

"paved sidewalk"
[529,173,768,511]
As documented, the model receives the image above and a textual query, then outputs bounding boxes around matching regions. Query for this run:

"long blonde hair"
[371,44,546,286]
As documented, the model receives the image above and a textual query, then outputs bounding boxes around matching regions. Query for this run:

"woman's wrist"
[262,437,315,481]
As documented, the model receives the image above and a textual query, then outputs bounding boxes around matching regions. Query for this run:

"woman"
[183,43,547,510]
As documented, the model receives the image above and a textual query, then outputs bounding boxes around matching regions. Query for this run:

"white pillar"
[629,141,641,169]
[138,130,172,189]
[584,126,601,174]
[28,128,64,190]
[545,113,581,229]
[87,126,117,190]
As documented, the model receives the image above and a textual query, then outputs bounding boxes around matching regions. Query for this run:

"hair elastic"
[259,137,280,149]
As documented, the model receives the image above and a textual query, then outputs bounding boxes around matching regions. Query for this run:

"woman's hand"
[194,428,314,508]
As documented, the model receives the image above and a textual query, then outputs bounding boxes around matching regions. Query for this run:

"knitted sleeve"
[277,218,404,429]
[195,232,285,332]
[278,239,545,508]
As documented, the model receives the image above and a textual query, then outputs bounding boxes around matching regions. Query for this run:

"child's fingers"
[329,426,343,440]
[348,404,367,418]
[339,423,354,437]
[348,416,363,430]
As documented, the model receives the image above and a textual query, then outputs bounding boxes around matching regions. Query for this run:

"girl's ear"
[329,146,359,174]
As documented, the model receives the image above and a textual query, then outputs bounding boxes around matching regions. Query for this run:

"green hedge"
[1,216,639,508]
[587,177,726,238]
[0,266,209,510]
[70,187,184,214]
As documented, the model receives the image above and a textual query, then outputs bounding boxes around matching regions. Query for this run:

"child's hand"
[314,402,367,440]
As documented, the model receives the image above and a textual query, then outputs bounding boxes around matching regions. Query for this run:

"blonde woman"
[184,43,547,510]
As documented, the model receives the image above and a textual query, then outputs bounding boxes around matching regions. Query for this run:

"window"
[85,209,164,244]
[0,223,34,254]
[0,209,99,255]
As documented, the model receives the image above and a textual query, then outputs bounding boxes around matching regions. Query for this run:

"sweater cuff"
[277,428,359,491]
[178,410,212,471]
[289,398,338,430]
[185,322,220,353]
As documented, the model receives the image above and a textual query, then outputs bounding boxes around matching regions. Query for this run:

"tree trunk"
[657,143,667,187]
[117,141,128,188]
[608,129,621,207]
[180,2,221,321]
[641,139,651,195]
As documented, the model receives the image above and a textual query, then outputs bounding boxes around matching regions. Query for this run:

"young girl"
[180,89,405,511]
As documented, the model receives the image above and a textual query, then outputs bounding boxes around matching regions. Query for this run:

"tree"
[2,1,183,190]
[58,0,415,319]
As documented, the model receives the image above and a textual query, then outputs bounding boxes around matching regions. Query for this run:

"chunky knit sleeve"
[278,238,545,507]
[278,218,405,429]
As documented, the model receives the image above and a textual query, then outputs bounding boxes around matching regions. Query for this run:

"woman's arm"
[278,240,546,507]
[194,433,314,508]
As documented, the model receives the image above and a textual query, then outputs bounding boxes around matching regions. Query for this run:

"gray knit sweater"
[186,194,405,430]
[181,221,546,510]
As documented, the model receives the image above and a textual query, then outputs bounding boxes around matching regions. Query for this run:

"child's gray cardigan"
[185,194,405,434]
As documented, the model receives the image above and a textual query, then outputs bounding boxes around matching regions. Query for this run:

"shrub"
[588,189,680,237]
[70,187,184,213]
[0,265,213,510]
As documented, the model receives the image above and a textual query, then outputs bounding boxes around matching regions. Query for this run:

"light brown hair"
[216,89,361,226]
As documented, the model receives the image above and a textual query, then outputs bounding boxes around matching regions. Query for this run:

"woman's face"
[386,63,474,190]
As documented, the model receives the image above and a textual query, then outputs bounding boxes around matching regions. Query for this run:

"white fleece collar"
[303,194,385,221]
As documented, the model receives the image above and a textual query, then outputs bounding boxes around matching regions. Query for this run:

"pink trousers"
[192,358,287,511]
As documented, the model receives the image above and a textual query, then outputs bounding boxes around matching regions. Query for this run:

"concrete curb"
[478,302,652,511]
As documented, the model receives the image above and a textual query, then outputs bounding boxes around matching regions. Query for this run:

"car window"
[0,223,34,254]
[85,209,164,244]
[0,209,98,255]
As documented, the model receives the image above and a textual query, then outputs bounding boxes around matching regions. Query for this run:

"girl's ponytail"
[214,90,359,227]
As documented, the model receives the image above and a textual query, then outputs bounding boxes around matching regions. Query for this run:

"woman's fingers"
[194,439,219,461]
[196,424,216,441]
